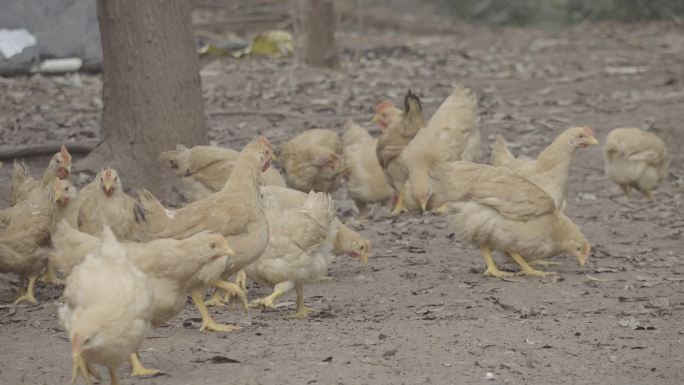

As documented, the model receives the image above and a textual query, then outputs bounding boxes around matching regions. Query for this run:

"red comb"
[60,145,72,163]
[583,127,594,137]
[257,136,272,149]
[104,168,112,179]
[374,100,394,114]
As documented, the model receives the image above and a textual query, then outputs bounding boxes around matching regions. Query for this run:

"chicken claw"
[250,290,285,309]
[287,283,313,318]
[235,270,248,292]
[190,290,243,333]
[13,275,38,305]
[479,245,514,278]
[71,354,94,385]
[39,263,64,286]
[203,291,227,308]
[210,280,248,313]
[390,186,407,216]
[509,252,558,277]
[129,353,162,377]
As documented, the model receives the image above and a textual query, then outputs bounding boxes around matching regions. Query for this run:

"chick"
[431,161,590,277]
[604,127,667,198]
[59,226,153,385]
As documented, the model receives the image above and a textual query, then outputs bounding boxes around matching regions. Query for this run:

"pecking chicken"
[50,221,237,376]
[261,185,371,263]
[159,144,286,202]
[11,145,72,206]
[491,126,599,209]
[59,226,153,385]
[429,161,590,277]
[76,168,146,242]
[604,127,667,199]
[374,90,425,212]
[278,128,346,193]
[341,119,393,216]
[144,137,273,332]
[246,191,336,317]
[0,178,70,304]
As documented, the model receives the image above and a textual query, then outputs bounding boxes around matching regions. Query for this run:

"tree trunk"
[80,0,207,201]
[303,0,340,69]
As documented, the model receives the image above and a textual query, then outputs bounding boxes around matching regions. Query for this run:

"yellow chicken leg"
[39,263,64,286]
[251,281,292,309]
[108,367,120,385]
[391,186,407,216]
[235,270,248,292]
[211,280,248,313]
[508,251,557,277]
[190,289,242,332]
[71,355,94,385]
[480,244,514,278]
[129,353,161,377]
[13,275,38,305]
[203,289,226,307]
[287,283,313,318]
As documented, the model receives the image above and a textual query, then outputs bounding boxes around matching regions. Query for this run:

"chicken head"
[98,168,122,196]
[372,101,402,130]
[54,179,77,206]
[50,145,72,180]
[333,224,371,263]
[569,126,599,148]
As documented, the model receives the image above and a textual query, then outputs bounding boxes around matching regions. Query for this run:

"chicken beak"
[587,136,599,146]
[271,153,278,161]
[55,189,64,202]
[371,114,379,124]
[218,237,235,256]
[103,182,114,194]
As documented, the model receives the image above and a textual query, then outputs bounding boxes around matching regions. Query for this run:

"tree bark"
[80,0,207,200]
[303,0,340,69]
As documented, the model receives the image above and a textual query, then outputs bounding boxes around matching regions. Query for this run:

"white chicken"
[245,191,336,317]
[59,226,153,385]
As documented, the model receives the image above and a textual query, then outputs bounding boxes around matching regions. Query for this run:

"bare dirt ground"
[1,16,684,385]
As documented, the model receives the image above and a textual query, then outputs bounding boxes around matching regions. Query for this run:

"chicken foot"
[190,289,243,333]
[39,263,64,286]
[287,283,313,318]
[391,186,407,216]
[13,275,38,305]
[129,353,161,377]
[250,281,293,309]
[508,251,557,277]
[71,355,96,385]
[205,272,248,308]
[479,244,514,278]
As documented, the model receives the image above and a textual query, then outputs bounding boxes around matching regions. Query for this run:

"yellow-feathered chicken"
[430,161,590,277]
[491,126,599,209]
[261,185,371,263]
[59,226,153,385]
[76,168,145,241]
[604,127,667,198]
[341,119,393,216]
[50,221,236,376]
[142,137,273,332]
[11,145,72,206]
[398,85,481,213]
[279,129,345,193]
[374,91,425,212]
[159,144,286,201]
[0,178,69,304]
[246,191,336,317]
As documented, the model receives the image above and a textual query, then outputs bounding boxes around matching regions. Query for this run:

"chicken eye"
[209,242,216,249]
[576,246,581,251]
[65,187,69,191]
[579,134,584,138]
[83,337,92,345]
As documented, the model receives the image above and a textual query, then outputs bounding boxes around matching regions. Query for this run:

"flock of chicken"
[0,85,668,385]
